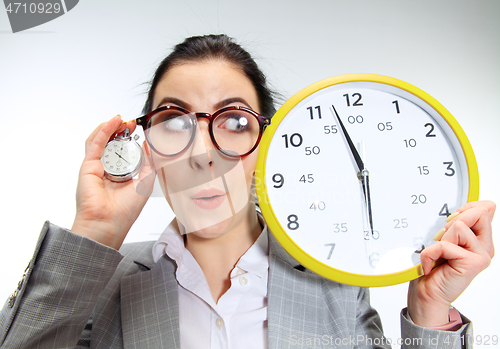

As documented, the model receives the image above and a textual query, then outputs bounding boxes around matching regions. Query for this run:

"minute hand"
[331,105,364,172]
[331,105,374,233]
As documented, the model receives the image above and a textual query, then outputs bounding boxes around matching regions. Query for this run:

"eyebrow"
[155,97,254,112]
[155,97,191,110]
[214,97,253,110]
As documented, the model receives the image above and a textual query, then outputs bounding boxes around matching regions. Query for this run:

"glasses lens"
[212,109,260,156]
[147,109,194,156]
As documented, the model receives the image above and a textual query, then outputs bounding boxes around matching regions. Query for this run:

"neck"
[184,205,261,302]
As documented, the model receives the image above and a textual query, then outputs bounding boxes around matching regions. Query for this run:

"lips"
[192,188,226,210]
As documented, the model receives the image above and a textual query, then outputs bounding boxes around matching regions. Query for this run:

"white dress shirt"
[152,220,269,349]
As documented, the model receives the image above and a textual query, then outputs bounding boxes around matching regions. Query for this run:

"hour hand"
[359,169,374,233]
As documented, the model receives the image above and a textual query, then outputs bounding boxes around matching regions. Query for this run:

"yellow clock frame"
[255,73,479,287]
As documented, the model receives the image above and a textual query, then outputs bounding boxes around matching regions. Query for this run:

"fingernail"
[446,211,460,222]
[433,227,446,241]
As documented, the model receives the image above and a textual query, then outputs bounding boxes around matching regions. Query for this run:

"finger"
[441,220,487,255]
[86,115,121,147]
[114,119,137,138]
[423,223,491,275]
[444,201,495,257]
[421,241,486,276]
[85,115,123,161]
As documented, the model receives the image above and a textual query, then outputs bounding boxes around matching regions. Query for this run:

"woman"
[0,34,495,348]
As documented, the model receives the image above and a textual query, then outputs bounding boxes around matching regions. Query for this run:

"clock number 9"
[287,214,299,230]
[272,173,284,188]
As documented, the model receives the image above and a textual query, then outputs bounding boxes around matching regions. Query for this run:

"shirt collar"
[152,214,269,279]
[152,220,184,263]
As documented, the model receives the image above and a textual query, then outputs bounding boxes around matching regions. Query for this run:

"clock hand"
[331,105,364,171]
[115,152,130,165]
[360,169,374,234]
[331,105,375,234]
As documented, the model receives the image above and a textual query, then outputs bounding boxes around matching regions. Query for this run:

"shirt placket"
[211,311,229,349]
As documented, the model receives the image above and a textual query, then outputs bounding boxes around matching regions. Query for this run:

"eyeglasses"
[135,105,271,158]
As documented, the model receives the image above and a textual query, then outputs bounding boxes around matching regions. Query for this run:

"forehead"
[152,60,260,112]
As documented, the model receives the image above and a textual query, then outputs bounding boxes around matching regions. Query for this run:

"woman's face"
[149,60,261,238]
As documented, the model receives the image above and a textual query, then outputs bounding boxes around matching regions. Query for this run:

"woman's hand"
[71,115,156,250]
[407,200,495,327]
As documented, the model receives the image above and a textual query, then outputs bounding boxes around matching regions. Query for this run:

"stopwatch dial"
[102,139,142,177]
[264,83,468,276]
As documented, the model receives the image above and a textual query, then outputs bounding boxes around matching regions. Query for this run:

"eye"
[150,110,193,134]
[163,116,192,132]
[218,115,249,132]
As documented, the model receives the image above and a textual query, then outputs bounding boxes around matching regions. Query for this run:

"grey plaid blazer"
[1,222,472,348]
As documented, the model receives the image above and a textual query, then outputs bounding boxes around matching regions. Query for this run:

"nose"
[188,116,215,171]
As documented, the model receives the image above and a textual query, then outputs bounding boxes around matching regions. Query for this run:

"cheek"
[242,147,259,181]
[151,153,186,203]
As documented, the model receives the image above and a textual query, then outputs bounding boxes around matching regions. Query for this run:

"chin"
[180,214,236,240]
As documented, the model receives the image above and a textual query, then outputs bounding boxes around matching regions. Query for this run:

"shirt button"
[239,276,248,286]
[236,268,245,276]
[216,317,224,328]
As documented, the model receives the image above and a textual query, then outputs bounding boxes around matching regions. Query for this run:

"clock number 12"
[343,93,363,107]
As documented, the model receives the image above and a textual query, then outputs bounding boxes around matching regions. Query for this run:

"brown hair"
[142,34,276,118]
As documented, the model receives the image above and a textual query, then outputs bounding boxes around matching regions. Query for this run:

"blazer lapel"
[120,255,180,349]
[267,234,343,349]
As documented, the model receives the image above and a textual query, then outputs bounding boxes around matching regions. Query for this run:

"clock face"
[102,139,142,177]
[256,75,478,287]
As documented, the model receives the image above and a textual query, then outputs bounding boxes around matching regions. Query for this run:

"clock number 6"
[287,214,299,230]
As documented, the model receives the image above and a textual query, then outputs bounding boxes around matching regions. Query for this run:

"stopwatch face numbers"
[102,139,142,177]
[264,82,468,276]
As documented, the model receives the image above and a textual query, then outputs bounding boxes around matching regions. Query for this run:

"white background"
[1,0,499,347]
